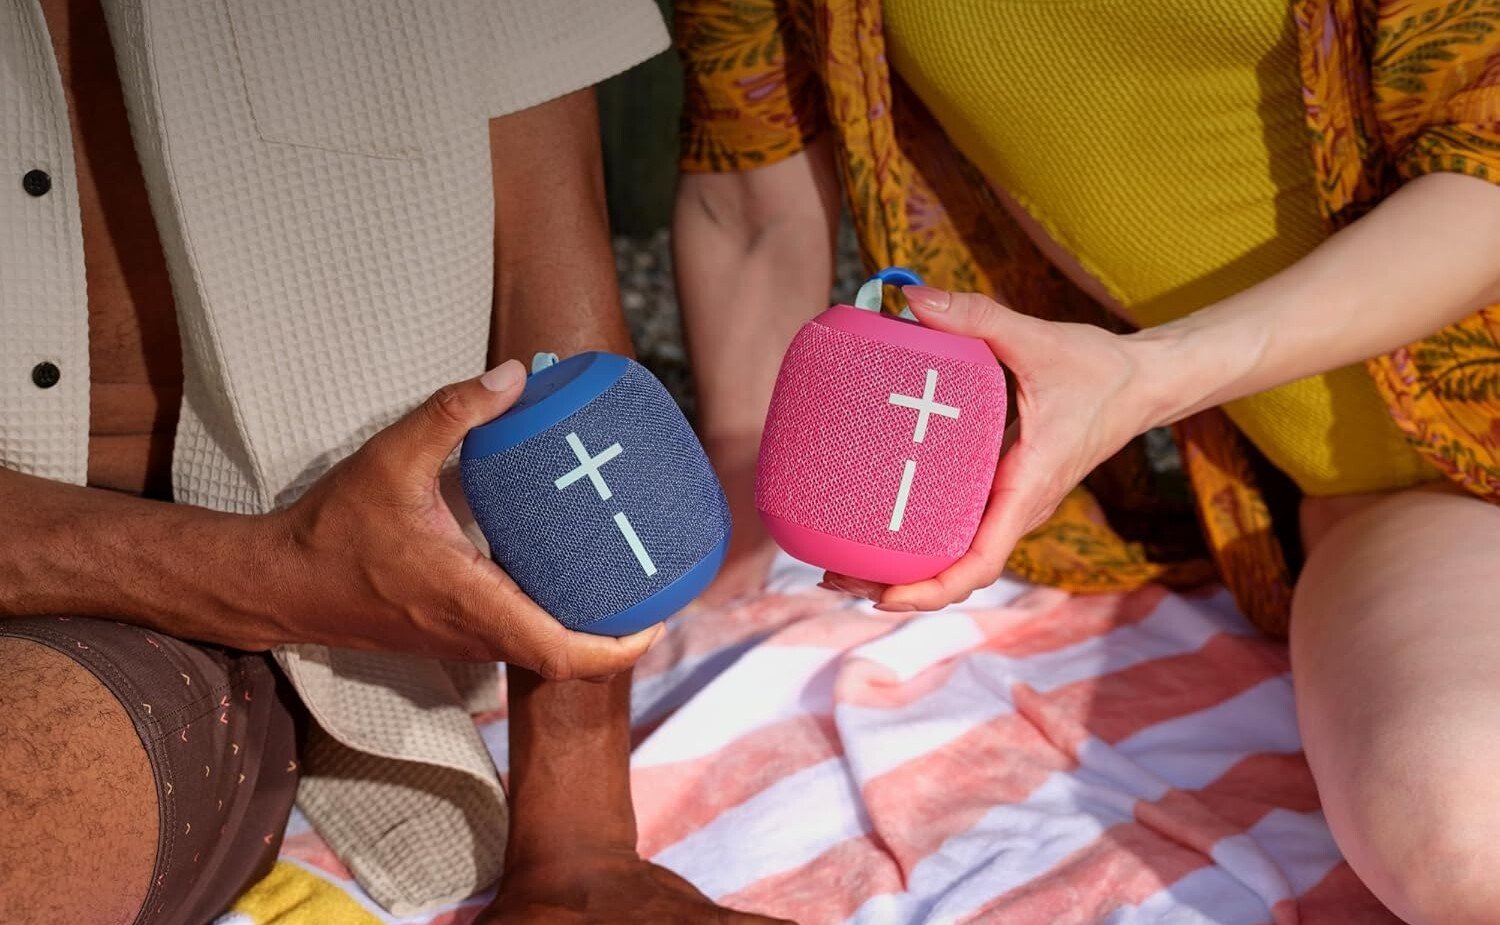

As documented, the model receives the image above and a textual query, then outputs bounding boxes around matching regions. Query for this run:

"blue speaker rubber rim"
[461,351,630,461]
[574,530,731,636]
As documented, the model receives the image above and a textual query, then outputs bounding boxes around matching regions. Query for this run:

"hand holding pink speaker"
[756,268,1009,585]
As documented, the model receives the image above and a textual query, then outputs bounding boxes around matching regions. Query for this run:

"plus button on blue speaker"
[460,352,731,636]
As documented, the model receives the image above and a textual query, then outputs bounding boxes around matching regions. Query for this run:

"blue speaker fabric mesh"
[461,361,730,631]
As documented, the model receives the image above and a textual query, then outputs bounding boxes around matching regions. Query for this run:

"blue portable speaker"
[459,352,731,636]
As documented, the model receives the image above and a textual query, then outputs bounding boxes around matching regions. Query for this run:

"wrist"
[138,504,292,649]
[1121,312,1258,429]
[1120,325,1195,430]
[210,508,299,649]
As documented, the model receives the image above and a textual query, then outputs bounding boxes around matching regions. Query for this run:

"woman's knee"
[1296,604,1500,925]
[1292,485,1500,924]
[0,636,159,925]
[1334,767,1500,925]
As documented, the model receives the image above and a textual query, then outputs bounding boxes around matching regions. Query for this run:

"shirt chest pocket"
[225,0,465,160]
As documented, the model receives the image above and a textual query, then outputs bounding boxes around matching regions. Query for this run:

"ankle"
[504,827,639,871]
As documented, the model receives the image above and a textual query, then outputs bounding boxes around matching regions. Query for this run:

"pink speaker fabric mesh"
[757,320,1007,558]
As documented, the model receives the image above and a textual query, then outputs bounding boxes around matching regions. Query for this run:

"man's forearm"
[1136,171,1500,427]
[486,88,642,856]
[0,467,272,645]
[489,89,632,364]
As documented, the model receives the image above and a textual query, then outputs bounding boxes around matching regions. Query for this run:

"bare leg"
[1292,485,1500,924]
[0,638,158,925]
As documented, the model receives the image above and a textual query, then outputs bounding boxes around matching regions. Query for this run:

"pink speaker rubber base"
[761,512,957,585]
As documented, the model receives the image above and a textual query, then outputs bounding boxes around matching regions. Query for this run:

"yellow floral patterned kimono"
[676,0,1500,636]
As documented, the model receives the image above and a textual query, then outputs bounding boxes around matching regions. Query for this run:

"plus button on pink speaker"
[756,268,1009,584]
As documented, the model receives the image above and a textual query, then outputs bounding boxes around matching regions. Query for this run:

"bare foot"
[480,847,794,924]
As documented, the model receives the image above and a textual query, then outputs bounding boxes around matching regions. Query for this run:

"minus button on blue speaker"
[460,352,731,636]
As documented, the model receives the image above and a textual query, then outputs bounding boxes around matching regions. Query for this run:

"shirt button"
[22,169,52,197]
[31,361,61,389]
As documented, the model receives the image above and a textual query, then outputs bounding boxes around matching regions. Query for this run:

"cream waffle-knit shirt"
[0,0,668,912]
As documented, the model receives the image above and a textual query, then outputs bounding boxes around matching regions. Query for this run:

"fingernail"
[480,359,525,392]
[876,602,917,613]
[645,623,666,648]
[902,286,949,313]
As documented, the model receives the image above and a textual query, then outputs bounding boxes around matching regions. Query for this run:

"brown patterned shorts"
[0,616,304,925]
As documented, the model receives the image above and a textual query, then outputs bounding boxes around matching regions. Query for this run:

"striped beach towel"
[220,555,1397,924]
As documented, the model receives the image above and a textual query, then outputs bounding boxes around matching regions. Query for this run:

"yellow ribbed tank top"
[883,0,1436,496]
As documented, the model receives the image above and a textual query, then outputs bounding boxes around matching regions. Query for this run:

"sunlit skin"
[0,4,782,922]
[677,131,1500,924]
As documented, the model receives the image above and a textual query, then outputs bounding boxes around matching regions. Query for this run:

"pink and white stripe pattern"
[255,556,1399,924]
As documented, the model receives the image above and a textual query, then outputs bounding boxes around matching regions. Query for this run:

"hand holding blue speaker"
[267,359,661,677]
[460,352,731,636]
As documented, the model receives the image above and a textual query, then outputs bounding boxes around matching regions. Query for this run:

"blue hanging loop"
[531,352,560,374]
[853,266,925,319]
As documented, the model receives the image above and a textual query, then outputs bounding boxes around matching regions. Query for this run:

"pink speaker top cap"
[815,303,997,366]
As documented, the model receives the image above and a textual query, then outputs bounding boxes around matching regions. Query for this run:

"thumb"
[532,623,666,681]
[497,589,666,679]
[381,359,528,475]
[902,286,1043,359]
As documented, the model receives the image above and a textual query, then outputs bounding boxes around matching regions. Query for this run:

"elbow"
[672,174,825,271]
[673,134,842,268]
[673,173,759,254]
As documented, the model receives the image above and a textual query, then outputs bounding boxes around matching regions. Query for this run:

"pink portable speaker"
[756,268,1009,585]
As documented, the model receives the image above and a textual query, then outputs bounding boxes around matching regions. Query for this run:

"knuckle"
[963,291,1002,320]
[326,446,378,489]
[425,383,470,430]
[987,550,1011,578]
[535,640,574,681]
[949,290,985,317]
[468,601,521,659]
[349,444,410,499]
[944,584,974,607]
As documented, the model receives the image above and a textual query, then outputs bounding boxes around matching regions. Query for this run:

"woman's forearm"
[877,171,1500,611]
[1134,171,1500,426]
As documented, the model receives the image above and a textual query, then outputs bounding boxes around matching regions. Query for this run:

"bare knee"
[0,636,158,925]
[1292,486,1500,924]
[1406,826,1500,925]
[1338,782,1500,925]
[1299,648,1500,925]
